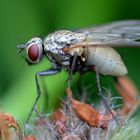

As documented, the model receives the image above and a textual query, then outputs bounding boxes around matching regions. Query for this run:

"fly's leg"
[67,52,78,97]
[65,52,78,129]
[95,66,119,124]
[115,76,138,116]
[26,68,61,123]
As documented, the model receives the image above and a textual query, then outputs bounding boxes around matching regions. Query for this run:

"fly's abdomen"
[84,46,128,76]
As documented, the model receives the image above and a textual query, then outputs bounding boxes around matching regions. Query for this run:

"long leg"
[95,66,119,124]
[26,68,61,123]
[66,52,78,128]
[67,52,78,90]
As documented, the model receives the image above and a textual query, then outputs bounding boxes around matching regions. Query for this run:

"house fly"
[18,20,140,123]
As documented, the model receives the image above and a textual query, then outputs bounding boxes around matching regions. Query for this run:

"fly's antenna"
[17,44,26,54]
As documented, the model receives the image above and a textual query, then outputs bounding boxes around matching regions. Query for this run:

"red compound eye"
[28,44,39,62]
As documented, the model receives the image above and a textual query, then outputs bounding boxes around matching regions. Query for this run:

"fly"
[18,20,140,123]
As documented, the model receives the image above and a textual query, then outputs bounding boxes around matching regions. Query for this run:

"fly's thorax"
[84,46,128,76]
[43,30,86,67]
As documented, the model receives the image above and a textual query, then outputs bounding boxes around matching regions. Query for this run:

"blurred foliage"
[0,0,140,121]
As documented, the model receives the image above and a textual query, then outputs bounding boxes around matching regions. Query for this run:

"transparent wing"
[75,20,140,47]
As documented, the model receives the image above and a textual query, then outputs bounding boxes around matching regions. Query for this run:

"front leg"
[26,68,61,123]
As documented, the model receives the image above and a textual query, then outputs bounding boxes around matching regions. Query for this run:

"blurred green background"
[0,0,140,122]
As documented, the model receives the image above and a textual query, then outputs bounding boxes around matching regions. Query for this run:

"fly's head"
[18,37,43,65]
[44,30,85,67]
